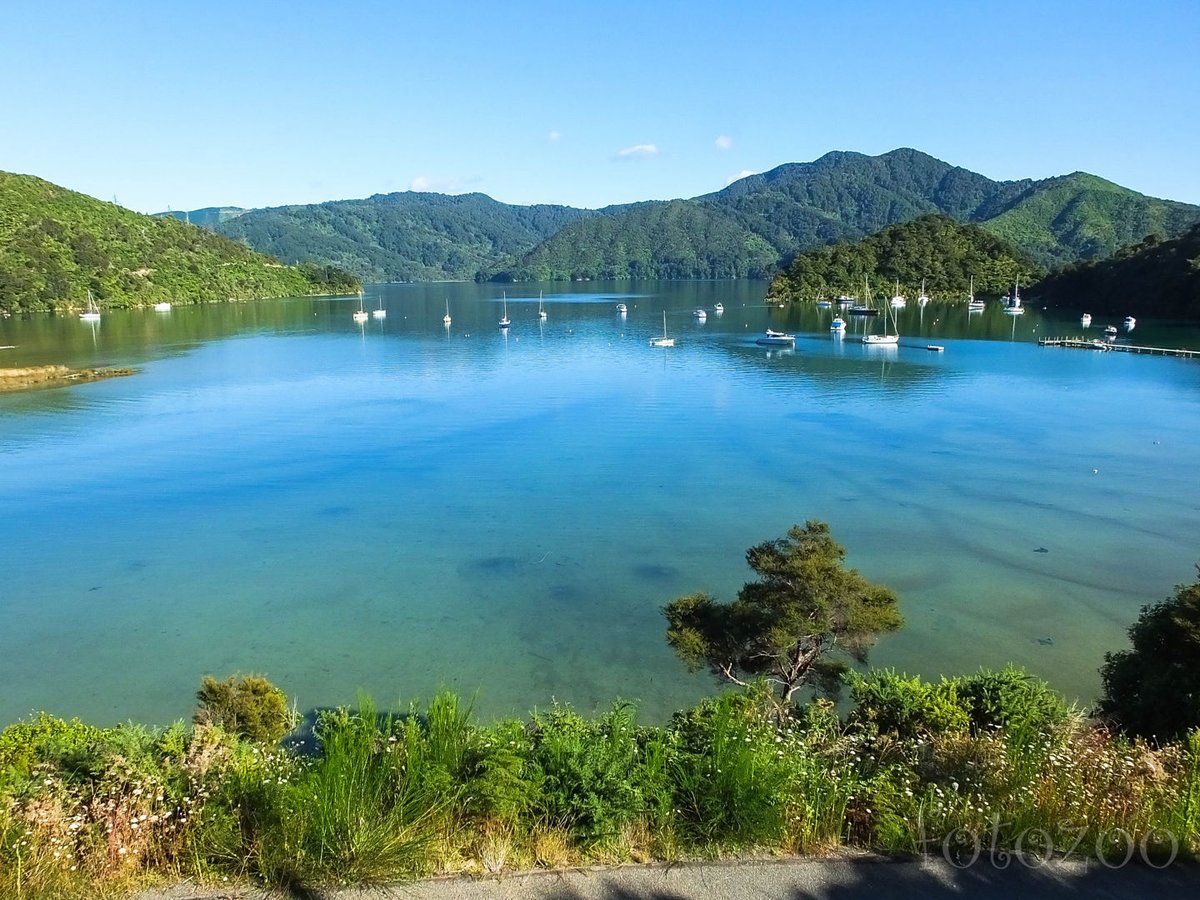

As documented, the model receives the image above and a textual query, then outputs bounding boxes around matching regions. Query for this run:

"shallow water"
[2,283,1198,725]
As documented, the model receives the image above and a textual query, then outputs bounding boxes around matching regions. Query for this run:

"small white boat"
[616,302,628,315]
[1123,316,1136,331]
[830,317,846,331]
[372,295,386,319]
[153,301,172,312]
[967,276,984,310]
[443,299,452,326]
[693,308,707,320]
[836,295,854,307]
[80,289,101,322]
[756,329,795,346]
[650,311,675,347]
[352,291,369,323]
[713,302,724,314]
[815,299,832,309]
[862,333,900,344]
[926,344,945,352]
[890,279,906,308]
[538,291,547,320]
[1104,325,1118,336]
[915,277,930,307]
[499,292,511,328]
[1081,313,1092,327]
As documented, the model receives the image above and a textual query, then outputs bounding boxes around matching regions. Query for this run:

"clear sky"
[3,0,1198,214]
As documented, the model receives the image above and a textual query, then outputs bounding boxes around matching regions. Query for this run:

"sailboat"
[1003,278,1025,315]
[916,278,930,307]
[538,291,547,320]
[862,277,899,344]
[967,276,985,310]
[372,294,386,319]
[650,310,675,347]
[890,279,906,308]
[498,292,510,329]
[443,299,452,326]
[79,289,101,322]
[352,291,369,323]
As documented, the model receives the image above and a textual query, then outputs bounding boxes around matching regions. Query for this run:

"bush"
[0,713,105,783]
[846,670,970,740]
[194,674,293,745]
[954,667,1071,740]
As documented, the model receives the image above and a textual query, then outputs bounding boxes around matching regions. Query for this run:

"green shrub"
[194,674,294,745]
[846,670,970,740]
[0,712,105,783]
[459,719,542,826]
[528,702,644,845]
[954,667,1071,741]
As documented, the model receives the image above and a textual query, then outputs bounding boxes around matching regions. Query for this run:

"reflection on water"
[2,282,1200,726]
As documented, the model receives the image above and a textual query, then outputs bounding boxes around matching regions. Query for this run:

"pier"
[1037,337,1200,358]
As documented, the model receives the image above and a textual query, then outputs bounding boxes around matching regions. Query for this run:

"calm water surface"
[2,282,1199,725]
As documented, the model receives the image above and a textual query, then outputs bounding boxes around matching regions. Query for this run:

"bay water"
[2,281,1198,726]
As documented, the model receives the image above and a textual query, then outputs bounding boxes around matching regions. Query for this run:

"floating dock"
[1038,337,1199,359]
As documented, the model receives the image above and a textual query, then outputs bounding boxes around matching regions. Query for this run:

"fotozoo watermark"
[916,815,1184,869]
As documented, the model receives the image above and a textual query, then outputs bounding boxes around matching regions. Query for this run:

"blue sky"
[3,0,1198,213]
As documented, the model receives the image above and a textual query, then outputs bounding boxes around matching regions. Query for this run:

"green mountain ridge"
[0,171,358,314]
[166,149,1200,286]
[214,191,599,282]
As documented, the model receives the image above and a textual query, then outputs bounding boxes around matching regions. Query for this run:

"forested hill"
[0,171,358,314]
[767,215,1043,303]
[175,148,1200,284]
[214,192,598,282]
[485,149,1200,281]
[1034,225,1200,319]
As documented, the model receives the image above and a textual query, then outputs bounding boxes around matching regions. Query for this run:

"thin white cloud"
[547,130,561,141]
[725,170,758,186]
[409,175,480,194]
[615,143,659,160]
[715,135,733,151]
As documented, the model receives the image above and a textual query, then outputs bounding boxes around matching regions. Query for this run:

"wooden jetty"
[1038,337,1200,359]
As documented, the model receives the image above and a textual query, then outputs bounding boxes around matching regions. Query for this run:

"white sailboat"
[79,289,101,322]
[372,295,386,319]
[890,279,906,308]
[916,278,930,307]
[967,276,985,310]
[538,291,547,320]
[443,299,452,326]
[498,292,510,328]
[862,277,899,344]
[650,310,675,347]
[1003,278,1025,315]
[352,291,369,323]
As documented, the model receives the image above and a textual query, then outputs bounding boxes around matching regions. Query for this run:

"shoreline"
[0,364,136,392]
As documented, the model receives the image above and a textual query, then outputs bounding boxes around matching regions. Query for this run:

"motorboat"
[713,303,724,314]
[616,303,628,314]
[848,305,878,317]
[693,308,707,320]
[756,329,795,346]
[1081,313,1092,327]
[830,317,846,331]
[1104,325,1118,336]
[1123,316,1136,331]
[153,302,172,312]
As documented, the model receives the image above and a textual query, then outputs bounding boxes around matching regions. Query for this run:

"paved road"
[143,855,1198,899]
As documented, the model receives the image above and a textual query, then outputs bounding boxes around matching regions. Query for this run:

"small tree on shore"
[1098,569,1200,743]
[663,521,903,705]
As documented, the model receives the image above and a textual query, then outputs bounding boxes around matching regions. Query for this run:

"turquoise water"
[2,282,1199,726]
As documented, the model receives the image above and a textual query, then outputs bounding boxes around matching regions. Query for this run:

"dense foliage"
[1098,571,1200,743]
[767,215,1043,302]
[194,675,295,745]
[216,191,596,282]
[1034,225,1200,319]
[2,676,1196,897]
[497,199,779,281]
[663,522,903,703]
[0,171,358,314]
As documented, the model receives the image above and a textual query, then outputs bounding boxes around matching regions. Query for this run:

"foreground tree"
[663,521,903,704]
[1098,569,1200,742]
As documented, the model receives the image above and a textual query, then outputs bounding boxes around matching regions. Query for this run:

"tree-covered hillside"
[767,215,1043,303]
[494,199,779,281]
[984,173,1200,268]
[216,192,596,282]
[1034,225,1200,319]
[0,171,358,314]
